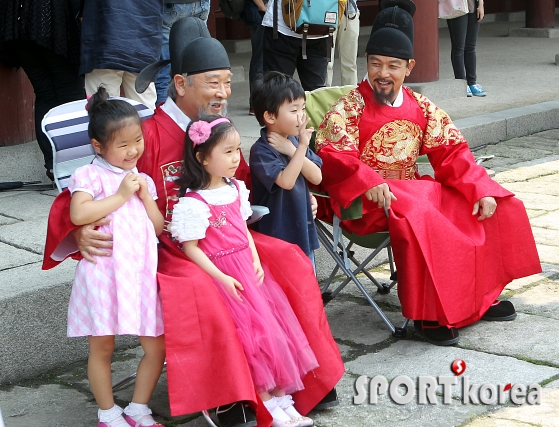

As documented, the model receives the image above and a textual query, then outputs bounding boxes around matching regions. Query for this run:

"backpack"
[273,0,342,59]
[220,0,246,20]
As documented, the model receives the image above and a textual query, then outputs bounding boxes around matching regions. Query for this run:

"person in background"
[155,0,210,106]
[242,0,268,115]
[80,0,163,110]
[446,0,486,97]
[261,0,329,91]
[327,1,360,86]
[0,0,85,181]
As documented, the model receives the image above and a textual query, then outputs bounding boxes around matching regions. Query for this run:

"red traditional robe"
[315,82,541,329]
[43,107,344,423]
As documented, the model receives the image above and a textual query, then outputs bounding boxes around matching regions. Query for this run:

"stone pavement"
[1,14,559,427]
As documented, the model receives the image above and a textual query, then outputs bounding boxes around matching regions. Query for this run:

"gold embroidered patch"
[360,120,422,180]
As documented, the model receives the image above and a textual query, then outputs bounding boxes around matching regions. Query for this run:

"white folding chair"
[41,98,154,192]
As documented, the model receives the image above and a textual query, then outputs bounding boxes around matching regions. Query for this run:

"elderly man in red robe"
[43,18,343,427]
[315,0,541,346]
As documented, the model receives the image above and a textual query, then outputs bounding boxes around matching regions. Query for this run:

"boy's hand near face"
[298,113,313,148]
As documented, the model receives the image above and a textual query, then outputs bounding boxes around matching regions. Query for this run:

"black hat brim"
[135,60,170,94]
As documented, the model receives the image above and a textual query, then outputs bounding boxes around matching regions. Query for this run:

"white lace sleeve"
[169,197,211,242]
[237,180,253,221]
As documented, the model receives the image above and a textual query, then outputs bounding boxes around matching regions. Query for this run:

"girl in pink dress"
[170,116,318,427]
[67,87,165,427]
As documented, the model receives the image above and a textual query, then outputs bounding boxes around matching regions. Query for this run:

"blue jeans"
[155,1,210,105]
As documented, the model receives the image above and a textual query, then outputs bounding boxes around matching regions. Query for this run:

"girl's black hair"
[87,86,142,147]
[251,71,306,127]
[177,115,238,195]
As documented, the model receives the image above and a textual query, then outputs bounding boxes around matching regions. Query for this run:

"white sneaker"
[276,395,314,427]
[263,397,300,427]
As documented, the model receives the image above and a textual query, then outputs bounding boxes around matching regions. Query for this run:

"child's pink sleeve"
[142,173,158,201]
[67,165,101,198]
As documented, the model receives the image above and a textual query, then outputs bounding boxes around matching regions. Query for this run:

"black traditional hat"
[366,0,416,60]
[135,17,230,93]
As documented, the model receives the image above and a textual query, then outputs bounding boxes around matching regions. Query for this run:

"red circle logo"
[451,359,467,376]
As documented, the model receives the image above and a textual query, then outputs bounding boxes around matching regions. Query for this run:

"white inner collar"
[161,96,192,131]
[93,155,138,174]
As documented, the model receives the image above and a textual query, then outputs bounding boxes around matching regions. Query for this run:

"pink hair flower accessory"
[85,94,93,111]
[189,117,231,147]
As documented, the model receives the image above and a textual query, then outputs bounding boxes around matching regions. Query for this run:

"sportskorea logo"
[353,360,542,406]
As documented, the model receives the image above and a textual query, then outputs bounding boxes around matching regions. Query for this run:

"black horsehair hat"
[366,0,416,60]
[135,17,231,94]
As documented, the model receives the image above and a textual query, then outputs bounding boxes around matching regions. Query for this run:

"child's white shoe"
[276,395,314,427]
[263,397,300,427]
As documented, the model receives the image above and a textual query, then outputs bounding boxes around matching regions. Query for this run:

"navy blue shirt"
[249,128,322,257]
[80,0,163,75]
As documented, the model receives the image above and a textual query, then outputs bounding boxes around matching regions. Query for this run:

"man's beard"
[372,82,395,106]
[201,99,228,117]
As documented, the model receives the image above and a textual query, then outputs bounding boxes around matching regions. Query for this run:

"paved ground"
[1,14,559,427]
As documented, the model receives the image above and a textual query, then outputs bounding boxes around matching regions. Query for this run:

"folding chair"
[306,85,410,337]
[41,98,154,192]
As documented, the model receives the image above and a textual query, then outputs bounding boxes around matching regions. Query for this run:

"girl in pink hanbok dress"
[170,116,318,427]
[67,87,165,427]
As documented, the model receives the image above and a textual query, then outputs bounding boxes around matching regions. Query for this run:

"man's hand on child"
[298,113,314,147]
[74,218,113,263]
[268,132,296,157]
[117,173,141,201]
[220,275,244,302]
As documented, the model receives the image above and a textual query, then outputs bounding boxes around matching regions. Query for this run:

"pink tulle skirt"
[211,246,319,394]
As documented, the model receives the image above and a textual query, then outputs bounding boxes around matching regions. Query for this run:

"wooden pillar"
[0,64,35,146]
[406,0,439,83]
[526,0,556,28]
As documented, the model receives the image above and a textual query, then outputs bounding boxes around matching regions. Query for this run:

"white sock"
[262,397,291,422]
[123,402,151,418]
[98,404,123,423]
[277,395,301,416]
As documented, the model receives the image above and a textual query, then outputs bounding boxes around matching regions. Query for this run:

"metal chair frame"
[314,198,409,338]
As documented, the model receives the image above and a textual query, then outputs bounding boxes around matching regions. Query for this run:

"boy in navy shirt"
[250,71,323,263]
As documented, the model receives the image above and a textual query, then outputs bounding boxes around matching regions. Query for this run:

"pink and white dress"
[66,156,164,337]
[170,179,318,394]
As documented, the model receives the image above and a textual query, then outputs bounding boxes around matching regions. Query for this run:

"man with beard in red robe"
[43,17,343,427]
[315,0,541,346]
